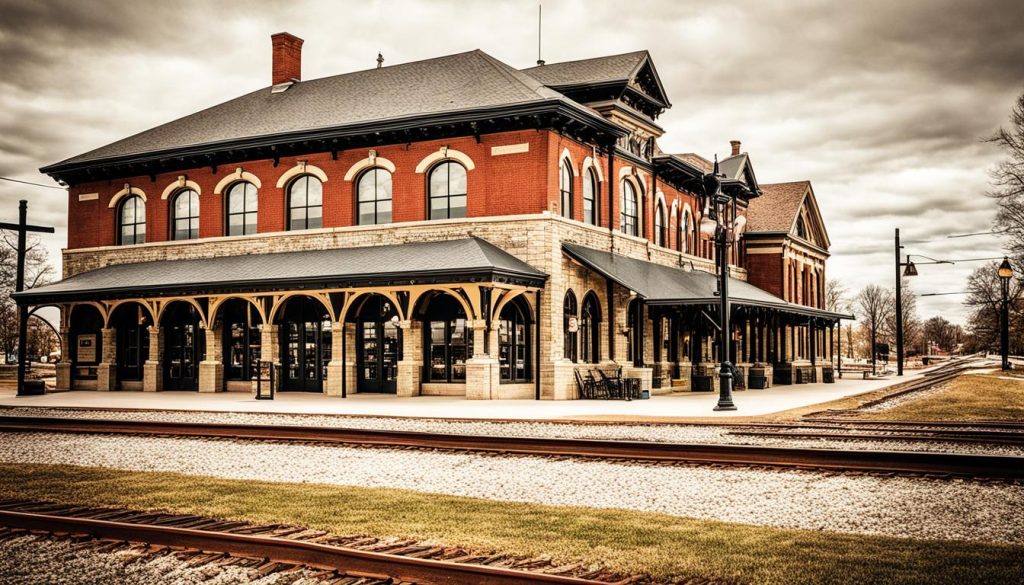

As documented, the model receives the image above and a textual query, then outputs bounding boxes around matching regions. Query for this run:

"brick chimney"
[271,32,303,85]
[730,140,742,156]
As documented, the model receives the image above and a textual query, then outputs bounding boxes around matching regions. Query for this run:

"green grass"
[0,464,1021,584]
[866,372,1024,421]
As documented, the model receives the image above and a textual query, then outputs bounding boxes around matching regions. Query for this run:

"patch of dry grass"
[865,372,1024,421]
[0,463,1020,585]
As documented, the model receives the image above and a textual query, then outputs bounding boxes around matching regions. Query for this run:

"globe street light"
[699,157,739,411]
[998,256,1013,371]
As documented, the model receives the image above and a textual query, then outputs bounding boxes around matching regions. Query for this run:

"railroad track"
[1,414,1021,480]
[0,500,631,585]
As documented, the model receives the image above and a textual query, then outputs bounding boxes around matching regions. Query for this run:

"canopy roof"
[562,243,850,320]
[15,238,546,305]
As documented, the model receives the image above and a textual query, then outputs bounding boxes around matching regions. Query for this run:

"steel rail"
[0,509,607,585]
[1,415,1021,479]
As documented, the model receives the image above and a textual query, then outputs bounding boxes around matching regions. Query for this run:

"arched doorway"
[220,299,262,386]
[162,302,203,391]
[354,294,399,393]
[498,296,532,383]
[110,302,152,388]
[69,304,103,389]
[418,293,471,384]
[580,292,601,364]
[279,296,331,392]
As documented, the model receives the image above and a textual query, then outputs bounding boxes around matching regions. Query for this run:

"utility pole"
[894,228,904,376]
[1,200,55,396]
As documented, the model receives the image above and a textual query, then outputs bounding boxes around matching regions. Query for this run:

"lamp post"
[998,257,1013,371]
[894,227,952,376]
[700,158,738,411]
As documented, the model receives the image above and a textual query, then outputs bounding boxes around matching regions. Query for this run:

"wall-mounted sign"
[77,334,97,363]
[567,316,579,333]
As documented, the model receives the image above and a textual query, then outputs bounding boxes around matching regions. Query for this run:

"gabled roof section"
[522,50,671,117]
[14,237,546,304]
[42,50,626,183]
[676,153,713,173]
[718,153,761,195]
[747,181,831,250]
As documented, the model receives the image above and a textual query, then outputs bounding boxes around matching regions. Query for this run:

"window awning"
[562,243,851,321]
[15,237,547,305]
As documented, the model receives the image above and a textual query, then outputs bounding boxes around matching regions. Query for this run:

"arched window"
[563,290,578,362]
[225,182,258,236]
[655,201,666,247]
[171,189,199,240]
[682,210,692,254]
[795,214,808,240]
[583,168,598,225]
[288,175,323,231]
[498,299,531,382]
[559,159,573,219]
[620,180,638,236]
[118,195,146,245]
[424,294,472,383]
[428,161,467,220]
[356,168,392,225]
[580,292,601,364]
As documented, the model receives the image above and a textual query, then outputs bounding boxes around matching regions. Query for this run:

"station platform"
[0,374,917,421]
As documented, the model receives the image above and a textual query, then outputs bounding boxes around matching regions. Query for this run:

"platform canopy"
[562,243,850,320]
[15,237,546,305]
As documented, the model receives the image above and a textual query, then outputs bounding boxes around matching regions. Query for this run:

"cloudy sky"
[2,0,1022,323]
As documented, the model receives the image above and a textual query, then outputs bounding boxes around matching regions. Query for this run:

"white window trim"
[581,156,604,183]
[213,168,262,195]
[276,162,329,188]
[343,153,397,181]
[108,185,147,209]
[415,147,475,173]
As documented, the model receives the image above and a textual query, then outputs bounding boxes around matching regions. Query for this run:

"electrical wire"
[0,176,64,190]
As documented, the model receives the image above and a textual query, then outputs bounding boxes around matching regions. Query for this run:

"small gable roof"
[747,181,831,249]
[522,50,671,108]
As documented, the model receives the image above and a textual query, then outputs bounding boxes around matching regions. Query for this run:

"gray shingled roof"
[521,51,649,86]
[48,50,603,169]
[14,238,546,304]
[563,243,848,319]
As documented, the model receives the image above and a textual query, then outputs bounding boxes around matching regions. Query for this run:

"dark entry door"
[357,296,399,393]
[164,304,201,390]
[281,297,331,392]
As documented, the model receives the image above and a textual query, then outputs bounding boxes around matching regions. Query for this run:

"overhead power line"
[0,176,64,190]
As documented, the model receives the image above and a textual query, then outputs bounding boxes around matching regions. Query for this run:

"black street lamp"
[998,256,1013,371]
[699,158,737,411]
[894,227,952,376]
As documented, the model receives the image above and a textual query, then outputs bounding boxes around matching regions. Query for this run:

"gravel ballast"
[1,431,1021,545]
[2,406,1021,456]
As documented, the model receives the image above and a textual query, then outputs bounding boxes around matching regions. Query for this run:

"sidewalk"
[0,373,916,421]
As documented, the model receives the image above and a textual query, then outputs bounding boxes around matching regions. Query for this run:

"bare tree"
[989,91,1024,257]
[921,316,964,354]
[0,233,55,362]
[963,260,1023,355]
[825,278,849,313]
[855,284,894,374]
[883,278,922,360]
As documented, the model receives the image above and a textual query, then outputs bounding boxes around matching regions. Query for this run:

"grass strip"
[863,373,1024,421]
[0,463,1021,584]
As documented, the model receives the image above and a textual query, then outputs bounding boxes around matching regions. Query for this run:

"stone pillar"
[324,322,346,396]
[466,320,497,400]
[96,327,117,391]
[396,320,422,397]
[143,326,163,392]
[344,322,357,395]
[260,323,280,390]
[198,322,224,393]
[55,326,71,391]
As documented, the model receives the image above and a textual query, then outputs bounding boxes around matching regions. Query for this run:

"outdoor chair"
[595,368,627,400]
[574,368,598,399]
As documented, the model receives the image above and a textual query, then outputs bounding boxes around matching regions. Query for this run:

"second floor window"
[357,168,392,225]
[288,175,323,231]
[118,195,146,245]
[620,180,638,237]
[171,189,199,240]
[583,168,598,225]
[226,182,258,236]
[429,161,467,220]
[559,160,573,219]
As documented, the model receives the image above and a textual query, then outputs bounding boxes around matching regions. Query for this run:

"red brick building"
[18,34,846,399]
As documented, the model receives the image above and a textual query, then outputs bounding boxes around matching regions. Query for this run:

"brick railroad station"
[17,33,846,400]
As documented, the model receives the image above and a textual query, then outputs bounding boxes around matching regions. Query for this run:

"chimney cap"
[729,140,742,156]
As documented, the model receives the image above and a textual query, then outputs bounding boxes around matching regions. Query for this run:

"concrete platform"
[0,373,918,420]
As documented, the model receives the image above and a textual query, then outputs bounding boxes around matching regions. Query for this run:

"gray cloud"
[1,0,1021,323]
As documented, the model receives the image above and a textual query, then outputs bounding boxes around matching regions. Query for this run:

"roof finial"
[536,2,545,66]
[376,51,384,69]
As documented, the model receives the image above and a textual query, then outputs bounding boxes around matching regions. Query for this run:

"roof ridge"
[521,50,648,72]
[472,50,562,100]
